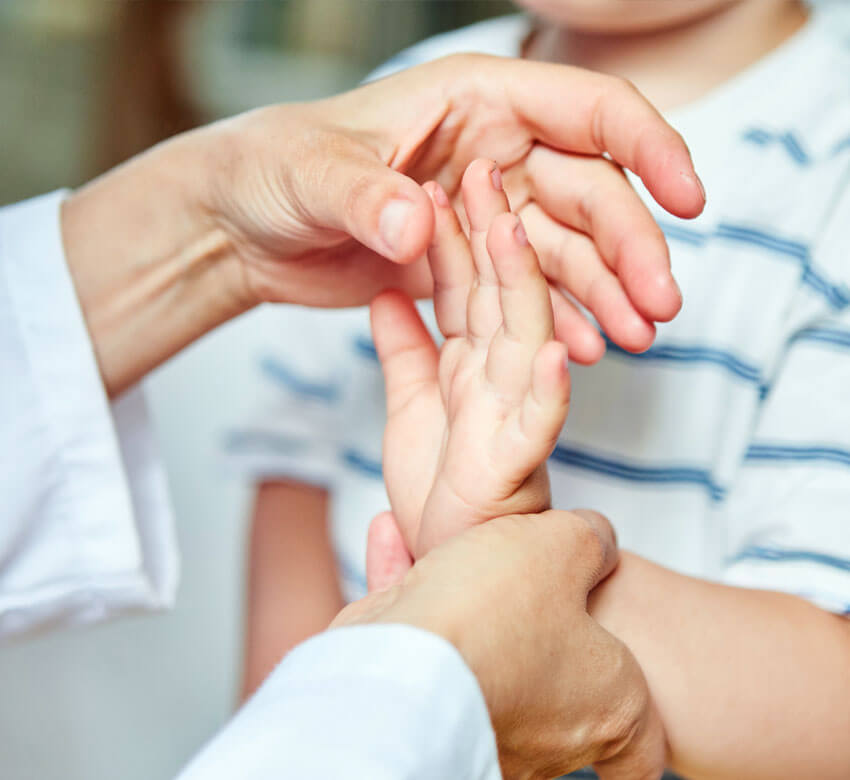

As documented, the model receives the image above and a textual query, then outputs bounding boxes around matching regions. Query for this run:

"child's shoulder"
[366,14,531,81]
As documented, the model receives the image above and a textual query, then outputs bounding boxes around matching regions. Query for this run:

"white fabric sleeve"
[0,191,178,641]
[178,624,501,780]
[721,305,850,615]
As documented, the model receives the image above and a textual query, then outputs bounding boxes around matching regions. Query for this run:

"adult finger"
[294,134,435,264]
[495,57,706,218]
[548,286,607,365]
[525,145,681,323]
[521,203,656,353]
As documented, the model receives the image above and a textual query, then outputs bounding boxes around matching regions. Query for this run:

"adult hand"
[63,54,704,396]
[207,54,704,356]
[344,509,667,780]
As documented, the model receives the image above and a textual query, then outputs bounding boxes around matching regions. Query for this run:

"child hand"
[371,159,571,557]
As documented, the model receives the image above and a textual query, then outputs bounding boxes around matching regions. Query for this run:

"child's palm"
[372,160,571,557]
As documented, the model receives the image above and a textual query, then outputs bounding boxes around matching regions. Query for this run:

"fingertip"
[462,157,500,192]
[550,299,607,366]
[650,271,683,323]
[639,132,706,220]
[366,511,413,593]
[378,187,434,264]
[681,170,707,217]
[617,315,657,354]
[369,288,411,348]
[567,328,607,366]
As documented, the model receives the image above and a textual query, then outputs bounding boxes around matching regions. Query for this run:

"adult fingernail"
[490,166,503,191]
[379,199,415,257]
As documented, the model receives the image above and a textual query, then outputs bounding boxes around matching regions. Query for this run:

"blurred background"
[0,2,511,779]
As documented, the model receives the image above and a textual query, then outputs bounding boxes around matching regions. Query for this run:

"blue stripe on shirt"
[833,134,850,157]
[741,127,850,164]
[789,326,850,351]
[341,448,383,479]
[259,356,340,403]
[745,443,850,468]
[657,220,850,309]
[729,545,850,574]
[741,128,811,165]
[353,335,379,362]
[549,445,727,502]
[604,338,762,385]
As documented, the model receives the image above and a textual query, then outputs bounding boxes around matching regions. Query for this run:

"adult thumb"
[366,512,414,592]
[301,140,435,264]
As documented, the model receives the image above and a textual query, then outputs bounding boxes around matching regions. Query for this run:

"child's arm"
[240,480,344,700]
[589,553,850,779]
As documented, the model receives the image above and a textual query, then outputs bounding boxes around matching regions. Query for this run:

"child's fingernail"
[433,182,450,208]
[490,166,503,192]
[514,216,529,246]
[379,199,415,257]
[696,173,706,201]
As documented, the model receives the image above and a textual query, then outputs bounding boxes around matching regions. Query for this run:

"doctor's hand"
[62,54,704,397]
[337,510,667,780]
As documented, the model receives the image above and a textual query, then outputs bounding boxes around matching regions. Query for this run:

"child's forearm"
[588,552,850,780]
[241,480,344,701]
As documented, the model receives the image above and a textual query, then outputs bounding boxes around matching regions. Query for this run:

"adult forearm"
[61,128,251,398]
[588,552,850,779]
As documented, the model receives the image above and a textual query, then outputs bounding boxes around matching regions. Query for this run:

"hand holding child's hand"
[371,159,570,557]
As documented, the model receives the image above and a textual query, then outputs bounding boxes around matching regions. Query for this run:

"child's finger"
[488,212,554,348]
[423,181,474,339]
[517,340,571,466]
[366,512,414,593]
[461,159,513,344]
[370,289,439,416]
[483,212,554,396]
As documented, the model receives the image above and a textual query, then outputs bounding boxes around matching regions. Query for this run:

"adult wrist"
[61,129,252,397]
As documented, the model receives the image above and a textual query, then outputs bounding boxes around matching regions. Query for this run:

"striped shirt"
[224,6,850,616]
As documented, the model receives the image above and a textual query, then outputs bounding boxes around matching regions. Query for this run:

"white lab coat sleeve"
[178,624,502,780]
[0,191,178,641]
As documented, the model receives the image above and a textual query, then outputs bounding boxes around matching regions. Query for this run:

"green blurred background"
[0,1,512,204]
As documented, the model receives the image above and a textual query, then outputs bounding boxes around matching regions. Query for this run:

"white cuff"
[0,191,178,640]
[180,624,501,780]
